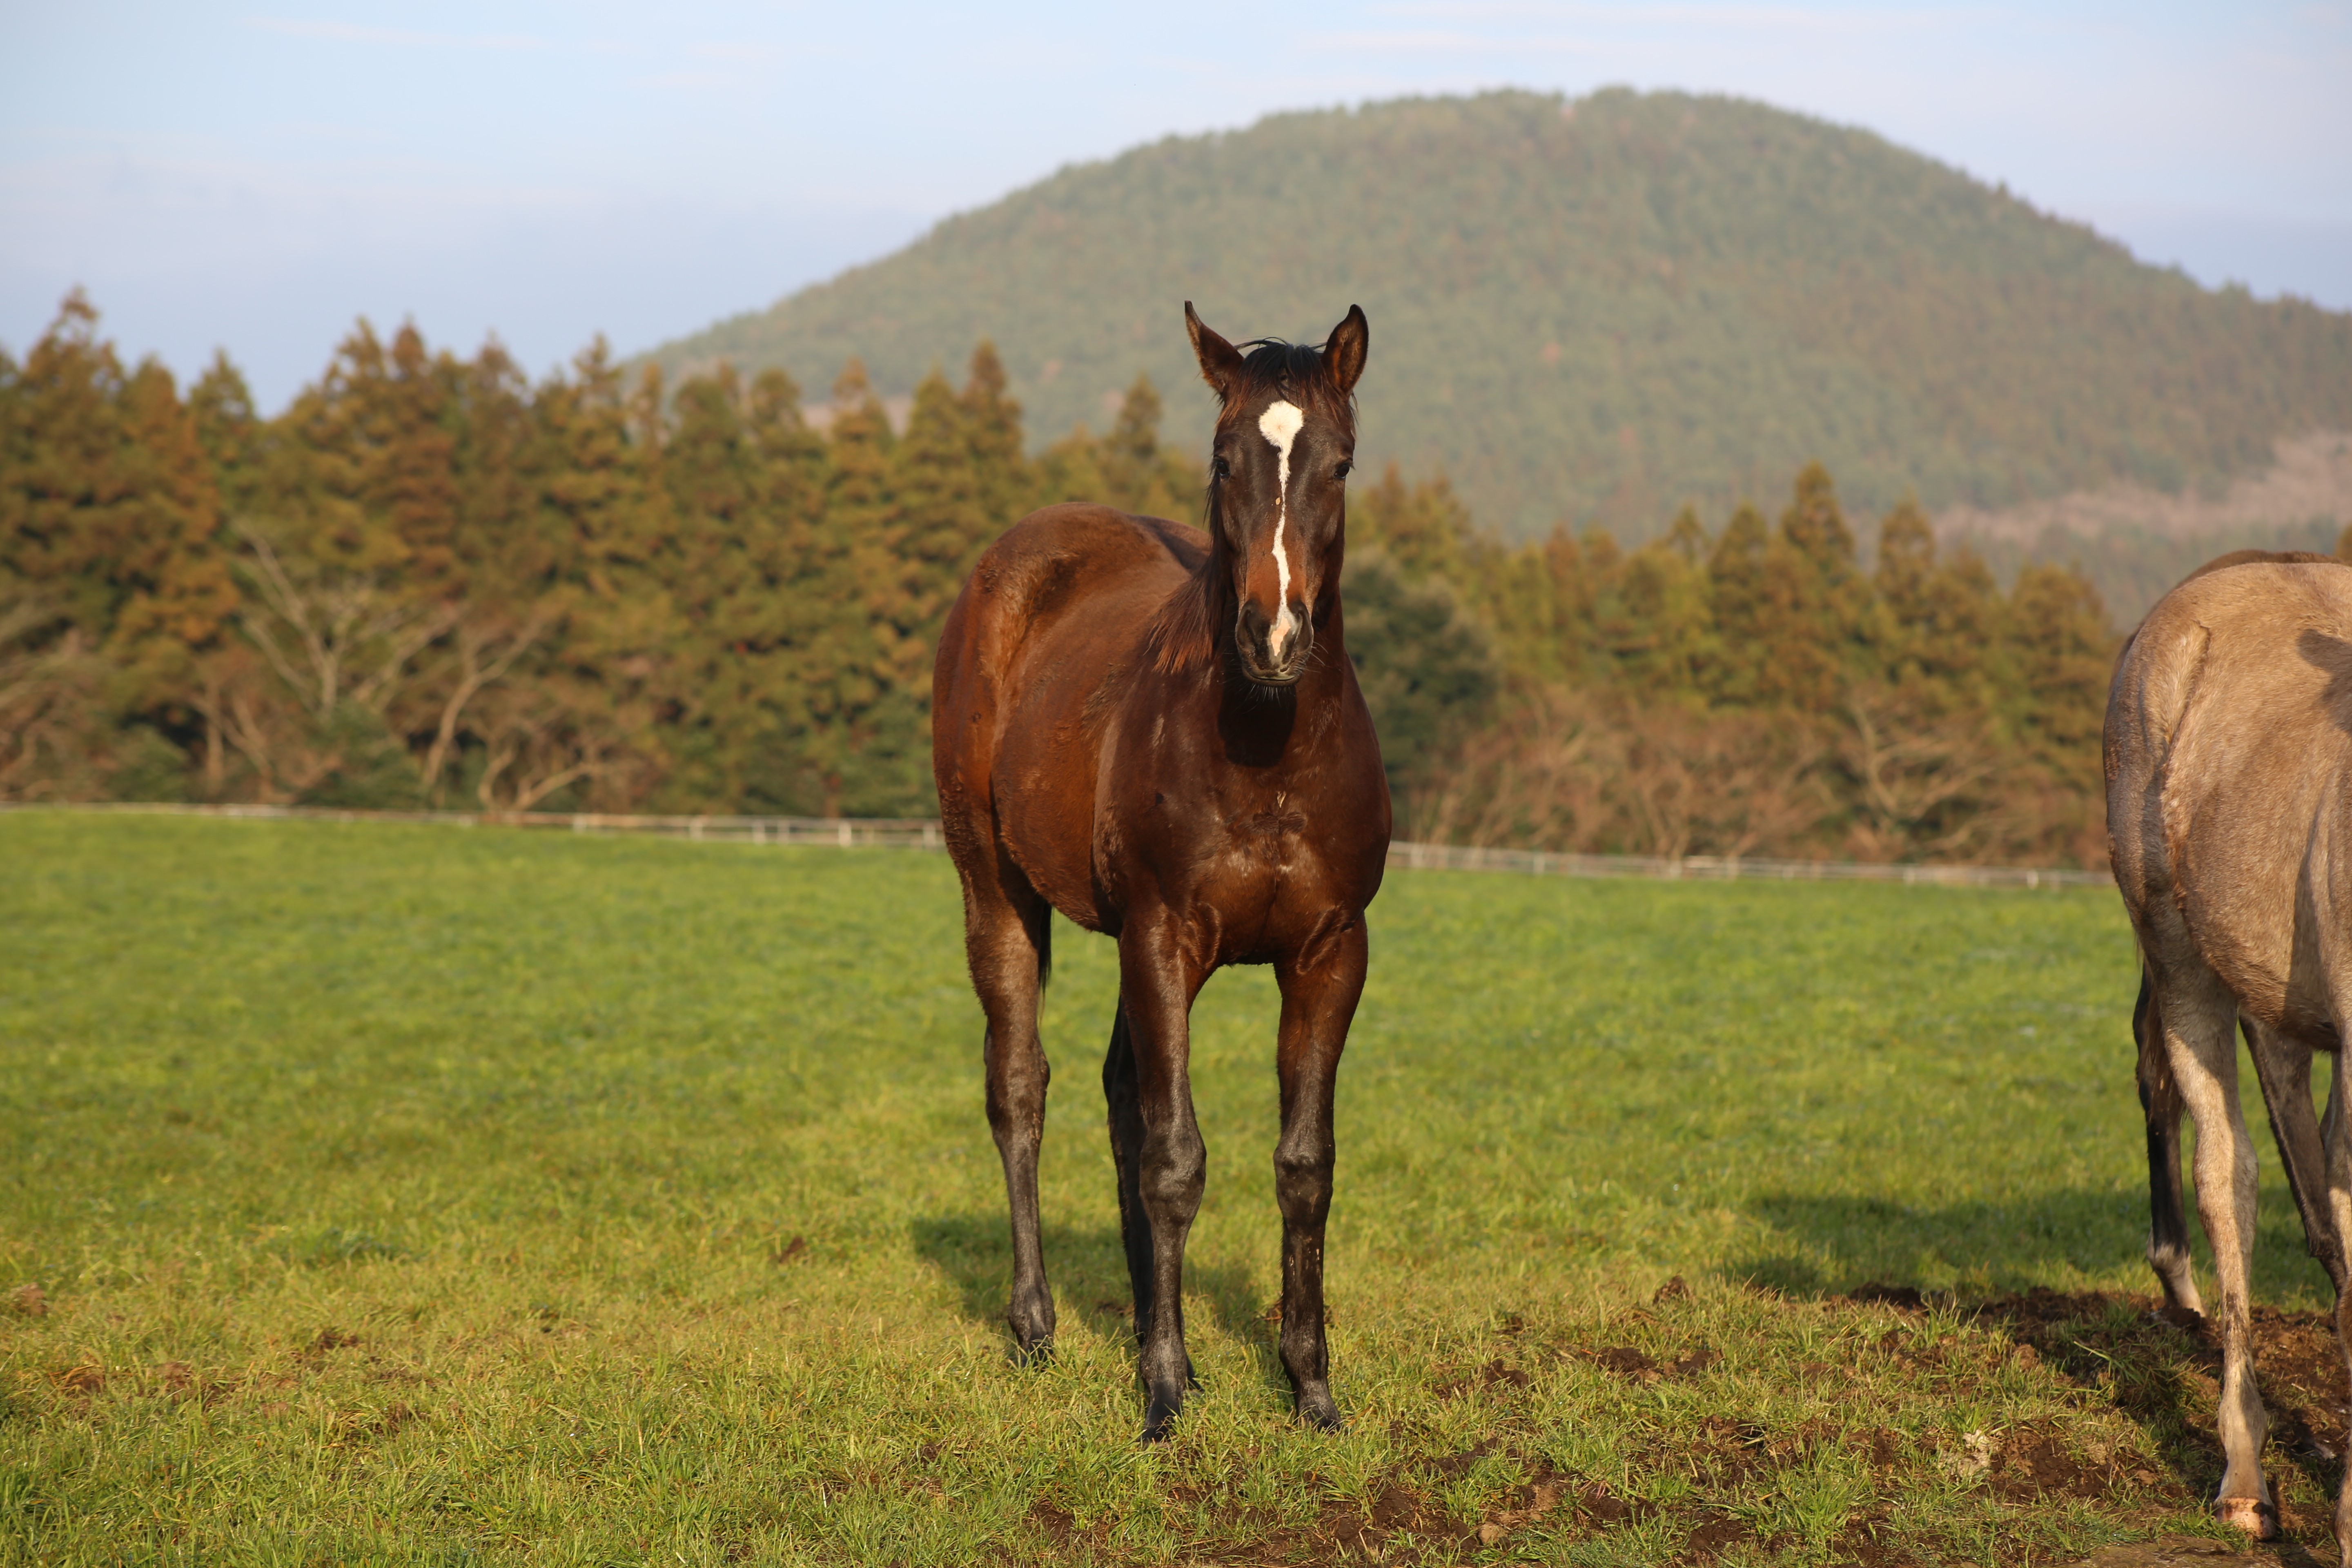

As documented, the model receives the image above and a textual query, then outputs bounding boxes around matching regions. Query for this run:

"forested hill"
[650,88,2352,541]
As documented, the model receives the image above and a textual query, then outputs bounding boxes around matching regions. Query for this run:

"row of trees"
[1345,466,2116,864]
[4,294,2136,862]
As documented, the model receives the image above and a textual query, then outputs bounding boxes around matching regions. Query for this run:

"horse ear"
[1185,302,1247,399]
[1322,305,1369,397]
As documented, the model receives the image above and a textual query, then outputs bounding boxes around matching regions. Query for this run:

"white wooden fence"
[8,801,2109,889]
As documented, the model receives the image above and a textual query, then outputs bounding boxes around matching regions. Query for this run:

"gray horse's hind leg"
[2323,1043,2352,1565]
[2246,1019,2346,1300]
[2139,969,2204,1313]
[2157,963,2277,1537]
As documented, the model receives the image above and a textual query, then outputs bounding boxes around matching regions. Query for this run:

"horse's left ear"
[1322,305,1368,397]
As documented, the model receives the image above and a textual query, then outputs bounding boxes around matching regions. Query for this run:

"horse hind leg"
[2322,1041,2352,1566]
[2246,1018,2345,1300]
[967,862,1056,1357]
[2138,969,2203,1314]
[2159,965,2277,1538]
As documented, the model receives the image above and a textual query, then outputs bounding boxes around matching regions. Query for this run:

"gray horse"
[2109,552,2352,1551]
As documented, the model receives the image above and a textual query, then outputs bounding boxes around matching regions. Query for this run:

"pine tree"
[1748,463,1864,713]
[796,358,924,815]
[1096,374,1198,520]
[1595,537,1713,699]
[894,367,988,599]
[1705,502,1771,705]
[1035,424,1110,515]
[958,341,1031,535]
[1354,464,1473,586]
[0,294,233,799]
[2004,563,2111,776]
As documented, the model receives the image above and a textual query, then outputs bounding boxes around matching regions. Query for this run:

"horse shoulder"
[961,507,1205,933]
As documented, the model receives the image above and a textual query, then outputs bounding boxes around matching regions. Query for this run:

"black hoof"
[1140,1388,1184,1443]
[1295,1388,1343,1432]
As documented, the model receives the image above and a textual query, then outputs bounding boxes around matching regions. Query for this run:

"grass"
[0,811,2341,1565]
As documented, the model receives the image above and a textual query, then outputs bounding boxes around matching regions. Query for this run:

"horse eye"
[1334,460,1353,480]
[1211,455,1231,481]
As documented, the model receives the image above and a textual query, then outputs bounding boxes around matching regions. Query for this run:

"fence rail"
[3,800,942,848]
[1381,838,2109,889]
[7,801,2110,889]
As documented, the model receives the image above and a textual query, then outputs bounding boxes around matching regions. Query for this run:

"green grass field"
[1,813,2340,1566]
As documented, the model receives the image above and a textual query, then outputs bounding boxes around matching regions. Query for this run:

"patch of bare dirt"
[1571,1342,1718,1385]
[1989,1423,2130,1503]
[1680,1508,1756,1561]
[1436,1359,1532,1399]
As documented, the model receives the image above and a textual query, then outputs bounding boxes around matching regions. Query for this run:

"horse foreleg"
[2163,969,2277,1539]
[1118,913,1207,1442]
[2247,1018,2344,1299]
[2138,969,2203,1313]
[1272,918,1366,1432]
[969,876,1056,1357]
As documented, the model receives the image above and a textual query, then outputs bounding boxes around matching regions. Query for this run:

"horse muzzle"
[1234,600,1313,686]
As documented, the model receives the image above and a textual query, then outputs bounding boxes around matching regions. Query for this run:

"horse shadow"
[1730,1185,2345,1513]
[909,1211,1274,1364]
[1728,1185,2334,1305]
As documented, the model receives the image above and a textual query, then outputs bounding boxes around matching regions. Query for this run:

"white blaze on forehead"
[1256,399,1305,654]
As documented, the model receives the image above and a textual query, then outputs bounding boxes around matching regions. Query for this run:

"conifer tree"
[1096,374,1198,520]
[957,342,1030,533]
[1035,423,1110,515]
[795,358,922,815]
[2004,563,2111,777]
[1750,463,1863,713]
[1595,537,1712,698]
[1705,502,1771,705]
[894,367,988,599]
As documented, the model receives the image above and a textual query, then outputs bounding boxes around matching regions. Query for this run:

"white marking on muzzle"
[1257,399,1304,658]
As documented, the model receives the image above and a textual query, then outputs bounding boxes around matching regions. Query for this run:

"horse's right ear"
[1185,302,1247,399]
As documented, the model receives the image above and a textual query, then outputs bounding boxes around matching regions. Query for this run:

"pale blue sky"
[4,1,2347,410]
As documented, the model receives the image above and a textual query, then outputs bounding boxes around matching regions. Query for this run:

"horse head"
[1185,302,1368,687]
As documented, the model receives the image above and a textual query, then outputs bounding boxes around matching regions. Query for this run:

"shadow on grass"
[1728,1186,2334,1305]
[911,1210,1271,1362]
[1734,1186,2352,1526]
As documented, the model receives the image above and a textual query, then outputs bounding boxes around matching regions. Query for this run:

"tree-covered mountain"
[649,88,2352,541]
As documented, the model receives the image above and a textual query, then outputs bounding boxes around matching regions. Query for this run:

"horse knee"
[1273,1142,1333,1223]
[1139,1130,1205,1215]
[984,1033,1049,1138]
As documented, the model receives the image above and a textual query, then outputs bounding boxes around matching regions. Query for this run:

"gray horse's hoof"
[2216,1495,2278,1540]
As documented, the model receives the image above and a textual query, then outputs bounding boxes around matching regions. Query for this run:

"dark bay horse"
[931,303,1389,1439]
[2109,552,2352,1551]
